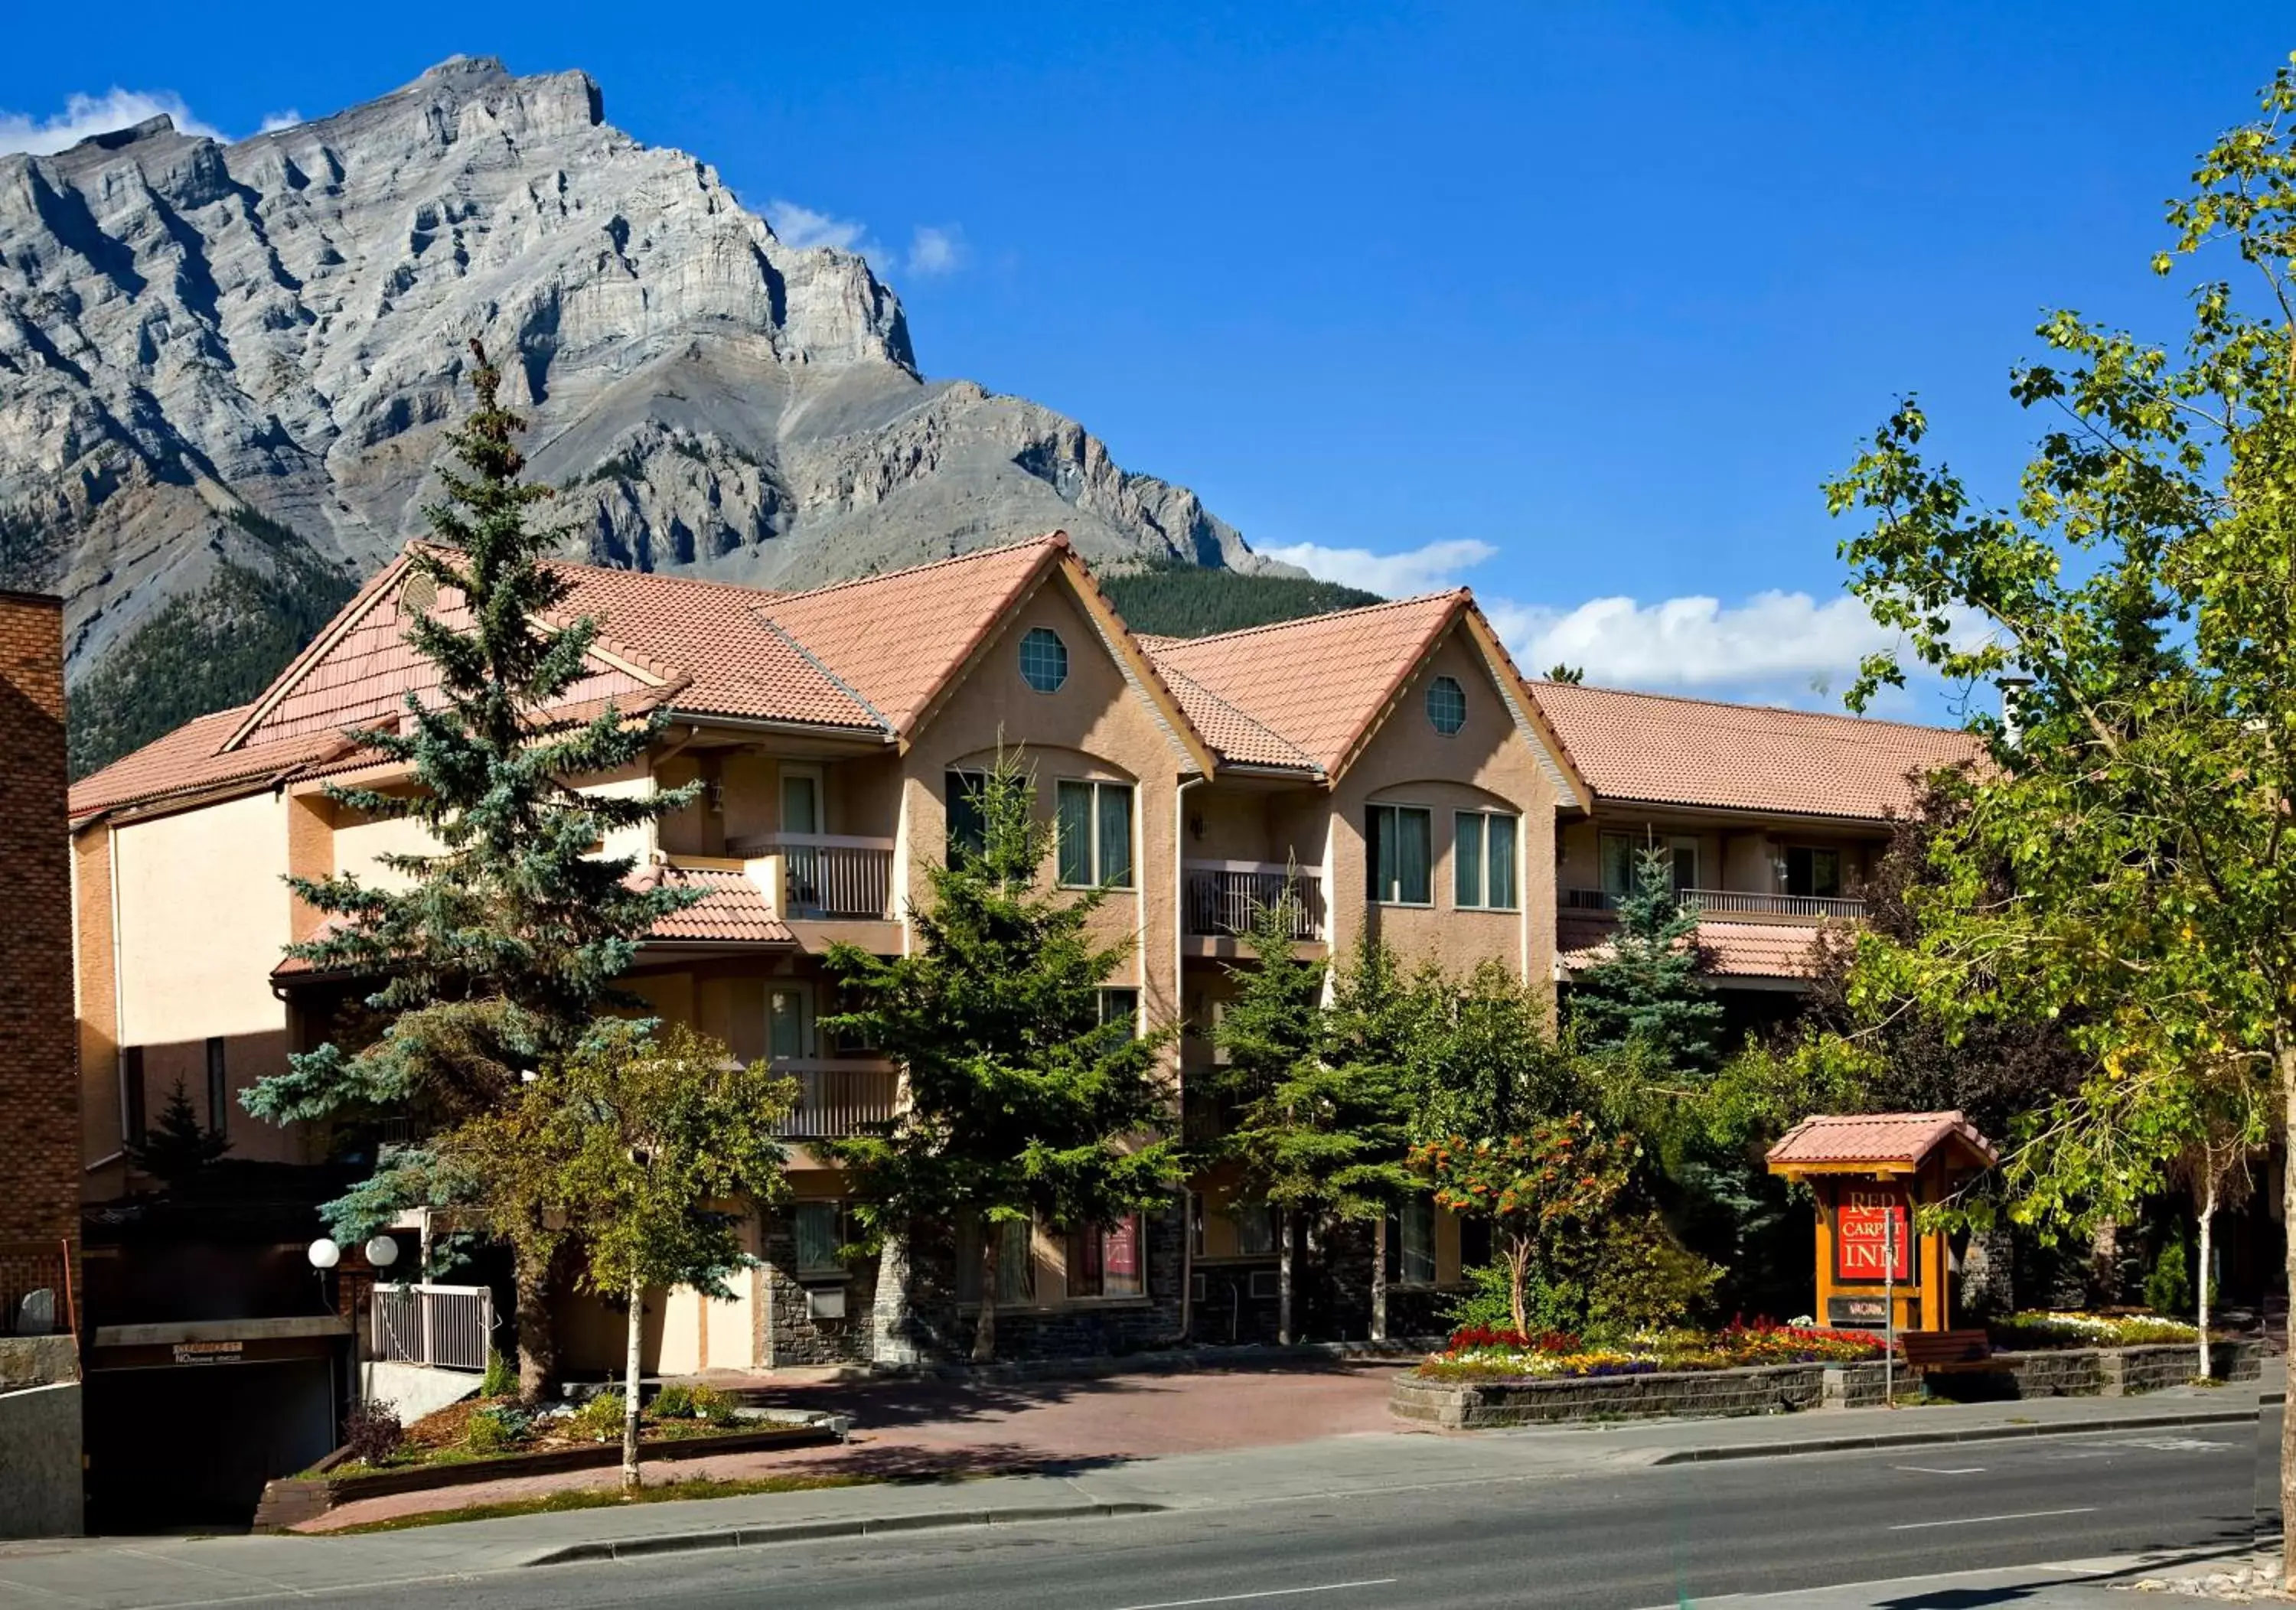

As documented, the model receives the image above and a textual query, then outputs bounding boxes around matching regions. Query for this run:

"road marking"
[1108,1581,1401,1610]
[1889,1506,2098,1530]
[1893,1465,1986,1475]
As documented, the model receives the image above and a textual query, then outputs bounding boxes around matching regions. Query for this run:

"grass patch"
[320,1472,880,1534]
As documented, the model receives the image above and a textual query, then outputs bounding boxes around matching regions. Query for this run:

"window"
[1098,987,1140,1039]
[205,1037,228,1138]
[1600,831,1697,900]
[1786,846,1843,899]
[1070,1215,1145,1299]
[767,986,810,1061]
[957,1218,1036,1305]
[1367,804,1433,904]
[792,1201,846,1278]
[1426,675,1466,735]
[945,770,988,861]
[1453,810,1519,909]
[1056,781,1134,888]
[1248,1268,1280,1300]
[1459,1214,1492,1272]
[1019,627,1068,693]
[122,1046,146,1142]
[1387,1198,1437,1286]
[781,767,820,835]
[1231,1202,1278,1257]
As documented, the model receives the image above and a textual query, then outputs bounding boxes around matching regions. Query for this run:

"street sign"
[1835,1186,1913,1282]
[1827,1295,1890,1328]
[171,1341,244,1366]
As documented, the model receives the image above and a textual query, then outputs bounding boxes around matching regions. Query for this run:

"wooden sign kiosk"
[1766,1111,1998,1335]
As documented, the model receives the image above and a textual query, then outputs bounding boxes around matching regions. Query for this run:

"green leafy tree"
[823,754,1186,1361]
[125,1078,230,1188]
[1567,846,1724,1077]
[244,341,700,1397]
[1411,1115,1631,1336]
[1820,58,2296,1556]
[1544,663,1585,685]
[442,1022,792,1488]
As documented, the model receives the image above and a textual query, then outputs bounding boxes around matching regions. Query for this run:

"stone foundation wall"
[759,1214,877,1368]
[901,1204,1189,1361]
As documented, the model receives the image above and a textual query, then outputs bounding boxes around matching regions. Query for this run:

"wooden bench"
[1901,1328,2021,1378]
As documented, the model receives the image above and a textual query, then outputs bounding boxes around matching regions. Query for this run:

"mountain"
[0,57,1284,773]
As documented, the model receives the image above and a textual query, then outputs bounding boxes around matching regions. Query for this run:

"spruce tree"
[823,754,1186,1361]
[245,341,700,1397]
[1568,845,1724,1075]
[126,1077,231,1188]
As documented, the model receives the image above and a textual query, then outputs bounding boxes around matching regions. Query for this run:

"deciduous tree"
[1411,1115,1630,1336]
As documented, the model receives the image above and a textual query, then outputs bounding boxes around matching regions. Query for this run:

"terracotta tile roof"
[1528,681,1977,822]
[758,539,1062,734]
[1555,911,1828,980]
[1151,660,1318,771]
[1145,593,1466,773]
[70,709,363,820]
[631,864,795,945]
[1767,1110,1998,1169]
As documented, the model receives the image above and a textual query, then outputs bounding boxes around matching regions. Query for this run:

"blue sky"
[5,3,2288,718]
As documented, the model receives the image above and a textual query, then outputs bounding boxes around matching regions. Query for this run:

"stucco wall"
[115,792,291,1048]
[0,1381,81,1537]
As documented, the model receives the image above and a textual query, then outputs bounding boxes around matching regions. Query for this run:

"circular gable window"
[1020,627,1068,693]
[1427,675,1466,735]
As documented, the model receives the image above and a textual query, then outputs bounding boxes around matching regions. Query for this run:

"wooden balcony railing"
[771,1058,900,1138]
[1183,862,1326,940]
[0,1238,77,1340]
[730,833,896,921]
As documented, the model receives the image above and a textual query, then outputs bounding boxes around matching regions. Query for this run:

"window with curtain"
[1231,1202,1278,1257]
[1367,804,1433,904]
[1070,1216,1145,1298]
[1056,780,1134,888]
[1454,810,1519,909]
[945,770,988,861]
[792,1201,844,1277]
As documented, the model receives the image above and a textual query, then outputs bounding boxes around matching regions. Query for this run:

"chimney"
[1998,676,2034,748]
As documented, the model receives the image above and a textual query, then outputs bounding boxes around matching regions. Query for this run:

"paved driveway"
[305,1361,1409,1531]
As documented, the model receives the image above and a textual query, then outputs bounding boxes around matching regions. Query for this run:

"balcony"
[771,1058,900,1139]
[1183,862,1326,943]
[731,833,897,921]
[1561,886,1866,921]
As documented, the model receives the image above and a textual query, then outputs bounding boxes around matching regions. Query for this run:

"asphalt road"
[204,1425,2263,1610]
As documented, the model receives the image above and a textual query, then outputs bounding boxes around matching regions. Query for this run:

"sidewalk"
[0,1369,2270,1607]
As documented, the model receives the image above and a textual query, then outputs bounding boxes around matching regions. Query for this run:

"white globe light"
[306,1237,341,1270]
[364,1235,400,1268]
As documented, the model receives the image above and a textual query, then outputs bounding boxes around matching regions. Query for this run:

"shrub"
[2144,1239,2192,1319]
[343,1401,404,1465]
[571,1391,626,1442]
[1988,1309,2202,1348]
[684,1384,738,1426]
[652,1383,695,1419]
[464,1403,533,1454]
[480,1348,515,1398]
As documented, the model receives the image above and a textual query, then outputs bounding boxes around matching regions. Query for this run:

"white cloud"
[1262,538,1497,597]
[257,109,303,134]
[0,87,230,155]
[763,198,876,256]
[1269,536,1968,708]
[907,225,964,275]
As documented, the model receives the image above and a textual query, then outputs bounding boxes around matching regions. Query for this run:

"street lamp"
[364,1235,400,1272]
[306,1237,341,1271]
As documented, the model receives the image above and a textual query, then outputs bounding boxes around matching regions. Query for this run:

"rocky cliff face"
[0,57,1262,767]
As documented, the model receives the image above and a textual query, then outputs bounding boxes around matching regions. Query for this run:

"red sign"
[1834,1186,1913,1283]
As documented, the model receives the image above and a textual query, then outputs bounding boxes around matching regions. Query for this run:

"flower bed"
[1417,1319,1889,1383]
[1986,1310,2203,1350]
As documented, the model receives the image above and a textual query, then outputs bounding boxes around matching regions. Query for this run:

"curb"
[1650,1406,2259,1465]
[520,1501,1168,1566]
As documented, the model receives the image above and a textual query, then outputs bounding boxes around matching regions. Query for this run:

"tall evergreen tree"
[823,754,1186,1361]
[1205,891,1329,1344]
[245,341,700,1397]
[125,1078,231,1188]
[1567,846,1724,1075]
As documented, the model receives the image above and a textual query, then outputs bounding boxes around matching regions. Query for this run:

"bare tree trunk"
[2197,1174,2216,1382]
[973,1230,1000,1363]
[1505,1237,1533,1338]
[621,1274,643,1491]
[1277,1208,1295,1346]
[514,1235,558,1403]
[1369,1215,1388,1344]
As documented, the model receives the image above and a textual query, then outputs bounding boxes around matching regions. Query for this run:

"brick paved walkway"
[303,1362,1408,1532]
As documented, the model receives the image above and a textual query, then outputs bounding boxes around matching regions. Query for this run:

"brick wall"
[0,593,76,1247]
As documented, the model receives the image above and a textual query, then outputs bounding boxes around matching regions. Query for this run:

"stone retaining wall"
[1394,1338,2264,1429]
